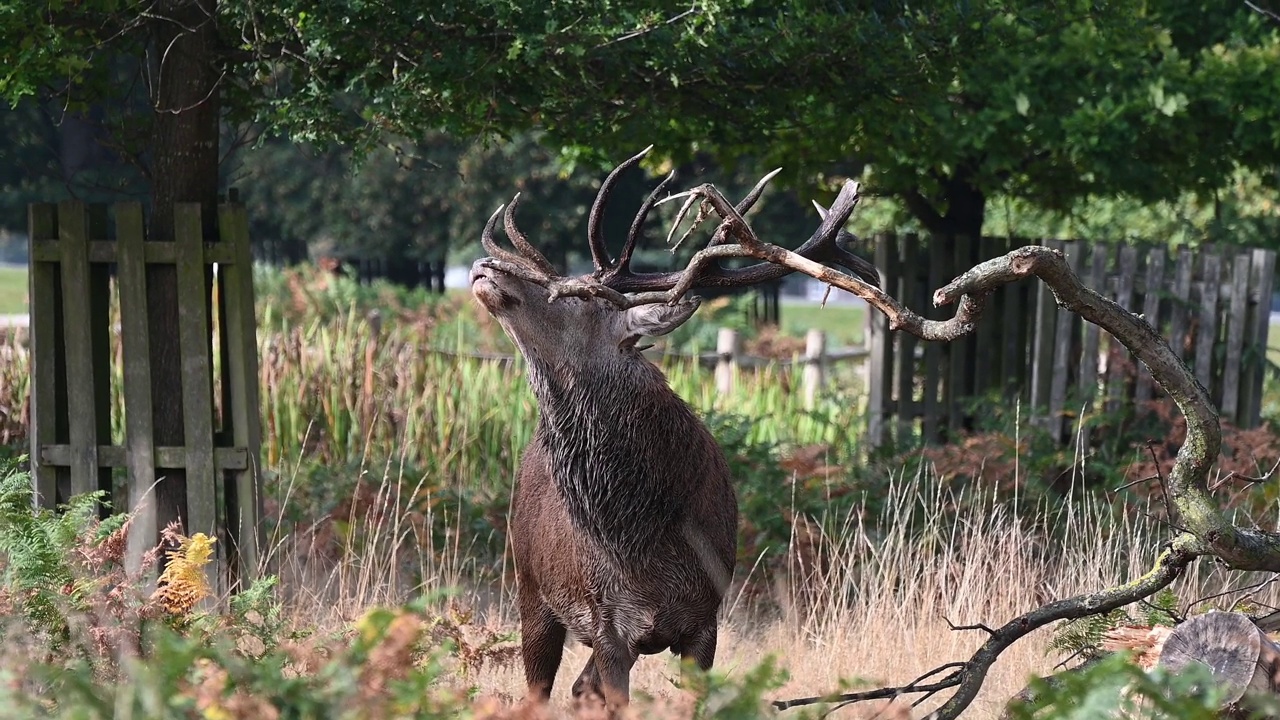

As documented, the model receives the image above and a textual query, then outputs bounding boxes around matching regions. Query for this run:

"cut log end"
[1156,610,1278,707]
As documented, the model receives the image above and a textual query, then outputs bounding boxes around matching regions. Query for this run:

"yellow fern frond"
[152,532,216,615]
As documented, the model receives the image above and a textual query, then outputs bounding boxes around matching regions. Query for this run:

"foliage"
[0,473,791,718]
[850,0,1280,233]
[919,391,1280,520]
[1007,651,1231,720]
[9,0,1275,257]
[1048,588,1181,660]
[0,458,111,645]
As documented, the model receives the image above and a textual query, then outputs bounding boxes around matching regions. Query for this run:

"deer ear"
[621,299,700,343]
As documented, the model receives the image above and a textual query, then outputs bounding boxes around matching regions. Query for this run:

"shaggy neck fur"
[523,349,702,565]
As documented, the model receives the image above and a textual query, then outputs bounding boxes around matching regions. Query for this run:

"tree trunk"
[148,0,221,540]
[900,167,987,241]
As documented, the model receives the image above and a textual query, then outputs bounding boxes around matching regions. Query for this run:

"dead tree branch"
[635,177,1280,719]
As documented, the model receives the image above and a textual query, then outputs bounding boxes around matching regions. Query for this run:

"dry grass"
[262,456,1280,720]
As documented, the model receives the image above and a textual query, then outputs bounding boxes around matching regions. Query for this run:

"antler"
[481,148,882,309]
[599,173,881,297]
[481,197,558,278]
[587,145,655,273]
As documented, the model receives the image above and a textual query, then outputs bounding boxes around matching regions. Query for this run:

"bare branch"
[772,662,966,711]
[1246,0,1280,24]
[942,616,996,635]
[639,175,1280,718]
[1209,454,1280,492]
[593,3,701,49]
[1113,473,1160,494]
[1148,442,1175,522]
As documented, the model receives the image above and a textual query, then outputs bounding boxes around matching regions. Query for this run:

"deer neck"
[526,356,694,561]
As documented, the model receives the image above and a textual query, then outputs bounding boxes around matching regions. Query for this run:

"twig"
[942,616,996,635]
[1138,597,1184,625]
[1182,572,1280,617]
[772,538,1200,717]
[772,662,966,711]
[1113,473,1160,494]
[1246,0,1280,24]
[1148,442,1175,522]
[1208,455,1280,492]
[593,3,701,49]
[1052,647,1092,672]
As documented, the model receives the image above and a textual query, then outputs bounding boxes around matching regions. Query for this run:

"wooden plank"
[1241,249,1277,427]
[219,202,264,584]
[1221,253,1252,423]
[1134,245,1166,406]
[115,202,158,577]
[1074,244,1109,448]
[948,234,974,434]
[174,204,219,539]
[1195,249,1221,394]
[1244,251,1267,422]
[26,204,65,508]
[867,233,896,447]
[1105,244,1138,413]
[40,445,247,471]
[1048,241,1085,442]
[895,233,919,444]
[29,239,237,265]
[974,236,999,395]
[57,201,102,501]
[87,205,113,512]
[1030,239,1061,427]
[922,234,945,443]
[1001,238,1023,400]
[1169,248,1194,363]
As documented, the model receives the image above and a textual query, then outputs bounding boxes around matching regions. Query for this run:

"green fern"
[0,459,117,646]
[1049,588,1183,660]
[228,575,285,656]
[1048,608,1130,659]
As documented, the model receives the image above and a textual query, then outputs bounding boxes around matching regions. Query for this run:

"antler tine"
[615,169,677,275]
[812,198,880,287]
[736,167,783,215]
[602,179,881,293]
[587,145,654,273]
[503,192,558,276]
[481,203,535,270]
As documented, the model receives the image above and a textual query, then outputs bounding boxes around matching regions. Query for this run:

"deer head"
[469,146,880,364]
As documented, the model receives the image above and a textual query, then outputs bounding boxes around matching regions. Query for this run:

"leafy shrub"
[919,390,1280,518]
[1006,652,1230,720]
[0,461,796,719]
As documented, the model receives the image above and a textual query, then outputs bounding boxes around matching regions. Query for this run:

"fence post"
[803,329,826,410]
[715,328,740,396]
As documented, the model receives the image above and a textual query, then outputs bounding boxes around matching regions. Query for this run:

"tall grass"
[0,268,867,498]
[286,450,1277,718]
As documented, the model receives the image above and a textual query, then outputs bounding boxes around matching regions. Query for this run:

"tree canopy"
[1,0,1277,245]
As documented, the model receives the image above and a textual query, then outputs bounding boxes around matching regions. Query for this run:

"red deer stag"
[468,147,879,712]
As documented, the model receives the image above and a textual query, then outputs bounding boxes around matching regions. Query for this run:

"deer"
[468,147,880,713]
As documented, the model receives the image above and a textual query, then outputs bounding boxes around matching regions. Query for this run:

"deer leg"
[571,654,601,698]
[678,626,718,673]
[519,598,566,703]
[592,632,638,711]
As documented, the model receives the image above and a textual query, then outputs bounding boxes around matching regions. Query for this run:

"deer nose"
[469,258,495,286]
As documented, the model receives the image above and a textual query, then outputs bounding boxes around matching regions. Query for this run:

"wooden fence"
[865,235,1277,447]
[26,200,263,591]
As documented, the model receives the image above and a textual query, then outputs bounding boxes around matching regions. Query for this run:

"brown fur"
[470,259,738,713]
